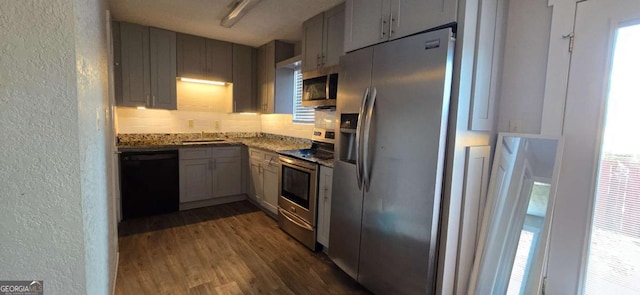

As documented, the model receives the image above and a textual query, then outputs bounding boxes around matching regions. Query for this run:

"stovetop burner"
[278,142,334,163]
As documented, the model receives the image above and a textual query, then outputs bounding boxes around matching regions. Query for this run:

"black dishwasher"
[120,150,179,220]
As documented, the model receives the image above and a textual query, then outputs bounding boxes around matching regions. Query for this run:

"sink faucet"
[201,131,205,139]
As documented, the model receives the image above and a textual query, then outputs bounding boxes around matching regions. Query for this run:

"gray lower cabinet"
[232,44,257,112]
[176,33,232,82]
[317,166,333,248]
[116,22,176,109]
[248,148,280,215]
[179,147,242,207]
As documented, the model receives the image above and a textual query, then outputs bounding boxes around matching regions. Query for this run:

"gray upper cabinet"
[117,22,176,110]
[323,4,345,69]
[176,33,207,79]
[302,13,325,72]
[302,3,345,73]
[232,44,257,112]
[177,33,233,82]
[149,28,177,110]
[256,40,294,113]
[344,0,457,52]
[206,39,233,82]
[119,22,150,107]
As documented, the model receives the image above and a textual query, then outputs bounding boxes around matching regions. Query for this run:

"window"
[292,66,314,124]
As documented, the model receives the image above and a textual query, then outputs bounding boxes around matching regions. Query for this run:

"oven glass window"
[281,165,310,209]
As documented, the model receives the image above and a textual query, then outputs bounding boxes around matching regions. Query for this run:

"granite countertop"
[116,133,334,167]
[118,134,309,153]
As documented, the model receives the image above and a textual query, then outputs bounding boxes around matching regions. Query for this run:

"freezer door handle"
[356,87,370,189]
[363,87,377,192]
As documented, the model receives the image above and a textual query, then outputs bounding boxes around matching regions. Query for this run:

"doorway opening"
[584,22,640,294]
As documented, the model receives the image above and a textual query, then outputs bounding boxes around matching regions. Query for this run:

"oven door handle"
[280,158,317,174]
[279,208,314,231]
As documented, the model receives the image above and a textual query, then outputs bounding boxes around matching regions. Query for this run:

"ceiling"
[108,0,345,47]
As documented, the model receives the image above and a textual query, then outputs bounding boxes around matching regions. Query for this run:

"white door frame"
[543,0,640,293]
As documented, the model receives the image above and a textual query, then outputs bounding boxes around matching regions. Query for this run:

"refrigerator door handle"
[363,87,377,192]
[356,87,370,189]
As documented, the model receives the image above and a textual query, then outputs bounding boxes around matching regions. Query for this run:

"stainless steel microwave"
[302,73,338,107]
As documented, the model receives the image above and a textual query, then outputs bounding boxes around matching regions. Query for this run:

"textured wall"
[73,0,115,293]
[0,0,88,294]
[0,0,114,294]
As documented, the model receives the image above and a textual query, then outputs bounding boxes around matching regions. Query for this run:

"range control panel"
[312,128,335,144]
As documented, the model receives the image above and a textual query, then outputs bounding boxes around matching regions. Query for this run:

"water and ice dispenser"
[339,113,359,164]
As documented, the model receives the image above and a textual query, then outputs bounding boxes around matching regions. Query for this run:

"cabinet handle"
[389,14,395,37]
[152,95,156,107]
[321,54,325,67]
[146,94,150,107]
[316,54,321,68]
[380,17,388,39]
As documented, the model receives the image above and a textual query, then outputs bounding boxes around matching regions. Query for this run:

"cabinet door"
[264,42,276,113]
[250,159,264,202]
[179,158,213,203]
[112,22,123,103]
[389,0,457,41]
[256,45,268,113]
[214,157,242,197]
[262,163,279,215]
[176,33,207,79]
[344,0,390,52]
[302,13,325,72]
[149,28,177,110]
[232,44,256,112]
[323,3,345,68]
[206,39,233,82]
[317,166,333,247]
[119,22,150,107]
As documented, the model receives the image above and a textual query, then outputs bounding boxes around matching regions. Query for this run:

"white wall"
[0,0,113,294]
[496,0,553,134]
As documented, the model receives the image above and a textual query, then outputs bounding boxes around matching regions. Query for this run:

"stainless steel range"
[277,128,334,250]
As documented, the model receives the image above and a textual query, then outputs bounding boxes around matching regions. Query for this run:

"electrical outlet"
[509,120,522,132]
[214,120,220,130]
[188,119,194,128]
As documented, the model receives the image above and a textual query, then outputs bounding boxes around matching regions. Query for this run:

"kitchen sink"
[181,139,228,145]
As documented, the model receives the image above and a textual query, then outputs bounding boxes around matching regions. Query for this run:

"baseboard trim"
[112,251,119,295]
[179,194,247,211]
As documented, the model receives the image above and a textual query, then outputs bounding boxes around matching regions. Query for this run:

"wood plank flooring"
[115,201,369,295]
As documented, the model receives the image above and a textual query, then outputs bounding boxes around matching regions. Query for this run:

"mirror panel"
[468,133,564,295]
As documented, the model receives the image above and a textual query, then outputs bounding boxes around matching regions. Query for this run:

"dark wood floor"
[115,201,369,295]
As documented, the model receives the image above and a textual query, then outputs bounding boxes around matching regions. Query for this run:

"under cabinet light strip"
[178,77,227,86]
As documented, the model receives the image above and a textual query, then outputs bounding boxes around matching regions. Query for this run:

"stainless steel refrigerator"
[329,27,454,294]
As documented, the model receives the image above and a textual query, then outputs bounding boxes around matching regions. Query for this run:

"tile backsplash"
[260,114,314,139]
[116,108,262,134]
[115,81,328,139]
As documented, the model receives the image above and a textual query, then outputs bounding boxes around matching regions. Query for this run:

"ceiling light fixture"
[220,0,261,28]
[179,77,227,86]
